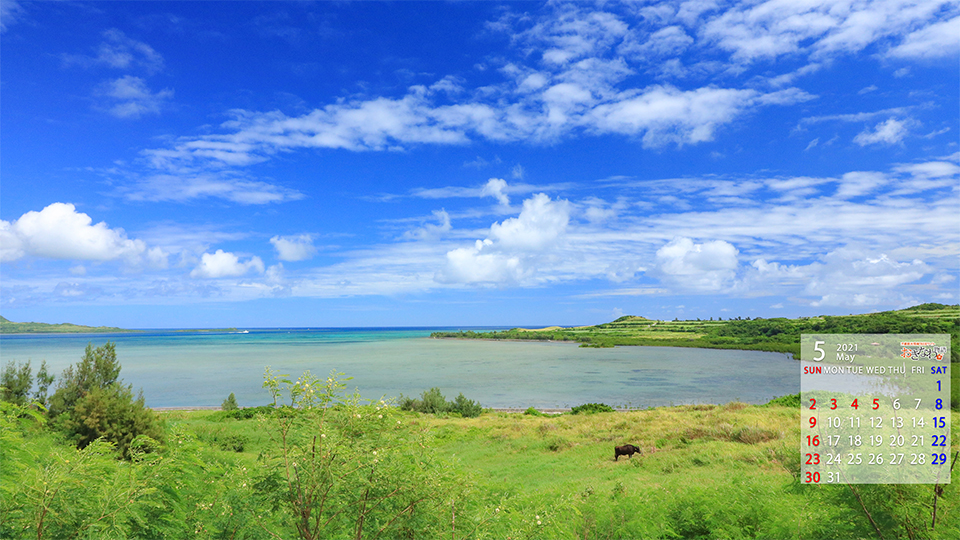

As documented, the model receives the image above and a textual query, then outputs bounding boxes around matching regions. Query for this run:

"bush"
[47,342,163,459]
[221,392,238,411]
[60,382,164,460]
[765,393,800,408]
[400,388,483,417]
[524,407,543,416]
[451,392,483,418]
[570,403,615,415]
[208,405,276,421]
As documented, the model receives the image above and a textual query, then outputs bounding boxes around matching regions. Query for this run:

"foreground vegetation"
[0,315,135,334]
[3,389,957,539]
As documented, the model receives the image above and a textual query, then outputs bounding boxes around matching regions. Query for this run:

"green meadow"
[3,394,957,539]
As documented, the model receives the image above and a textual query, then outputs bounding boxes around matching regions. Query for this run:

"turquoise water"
[0,328,799,408]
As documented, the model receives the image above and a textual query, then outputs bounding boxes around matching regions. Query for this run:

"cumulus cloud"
[654,237,739,292]
[854,118,909,146]
[270,234,317,261]
[489,193,570,250]
[439,241,524,285]
[190,249,265,278]
[0,202,164,265]
[480,178,510,205]
[437,193,570,285]
[805,249,929,306]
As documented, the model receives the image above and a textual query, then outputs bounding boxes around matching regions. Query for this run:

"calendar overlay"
[801,334,950,484]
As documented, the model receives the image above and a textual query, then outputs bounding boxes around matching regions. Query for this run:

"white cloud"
[480,178,510,205]
[270,234,317,261]
[438,241,524,285]
[854,118,909,146]
[190,249,265,278]
[63,29,165,73]
[437,193,570,285]
[805,249,929,306]
[0,203,162,264]
[0,0,23,33]
[404,209,452,241]
[654,237,739,292]
[701,0,957,63]
[489,193,570,250]
[98,76,173,119]
[886,15,960,59]
[834,171,888,199]
[119,172,304,204]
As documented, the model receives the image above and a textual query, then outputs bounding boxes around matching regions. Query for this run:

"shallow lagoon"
[0,328,799,408]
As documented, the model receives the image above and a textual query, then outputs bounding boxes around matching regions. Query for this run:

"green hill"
[0,315,136,334]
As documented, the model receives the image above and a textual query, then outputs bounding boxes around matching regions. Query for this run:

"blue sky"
[1,0,958,328]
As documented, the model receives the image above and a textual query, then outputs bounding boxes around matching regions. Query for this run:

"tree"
[0,360,33,406]
[222,392,238,411]
[48,342,121,418]
[60,383,164,459]
[33,361,55,408]
[47,342,163,459]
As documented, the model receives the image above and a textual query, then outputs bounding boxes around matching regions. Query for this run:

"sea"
[0,328,800,409]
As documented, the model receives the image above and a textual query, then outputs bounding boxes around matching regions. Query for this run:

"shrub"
[765,393,800,408]
[60,383,164,460]
[208,404,276,421]
[47,342,163,459]
[256,367,467,540]
[400,388,483,416]
[524,407,543,416]
[221,392,239,411]
[419,387,451,414]
[451,392,483,418]
[570,403,614,415]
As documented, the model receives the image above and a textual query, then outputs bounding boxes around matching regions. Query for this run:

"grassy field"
[155,402,959,540]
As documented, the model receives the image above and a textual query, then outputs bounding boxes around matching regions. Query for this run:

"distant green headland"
[431,303,960,361]
[0,316,138,334]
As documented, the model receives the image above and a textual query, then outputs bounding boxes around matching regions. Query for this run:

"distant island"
[0,315,139,334]
[431,303,960,361]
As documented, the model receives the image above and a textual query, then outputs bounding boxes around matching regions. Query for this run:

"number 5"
[814,341,825,362]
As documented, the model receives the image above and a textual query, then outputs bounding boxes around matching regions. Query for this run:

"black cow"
[614,444,641,461]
